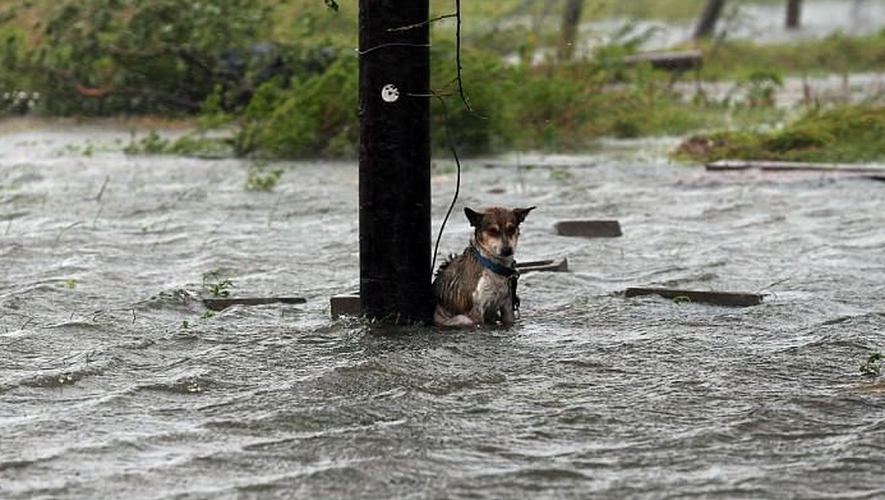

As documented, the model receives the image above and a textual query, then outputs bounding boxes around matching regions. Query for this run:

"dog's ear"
[514,206,536,224]
[464,207,483,228]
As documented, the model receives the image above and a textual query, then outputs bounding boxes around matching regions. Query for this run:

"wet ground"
[1,124,884,499]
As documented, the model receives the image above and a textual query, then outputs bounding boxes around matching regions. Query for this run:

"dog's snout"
[500,246,513,257]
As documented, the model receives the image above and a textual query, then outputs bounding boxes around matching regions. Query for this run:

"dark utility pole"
[693,0,727,39]
[359,0,432,324]
[786,0,803,28]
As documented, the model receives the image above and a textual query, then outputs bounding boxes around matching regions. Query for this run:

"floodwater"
[590,0,885,50]
[1,124,884,499]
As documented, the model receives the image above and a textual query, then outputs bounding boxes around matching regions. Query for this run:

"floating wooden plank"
[516,257,569,274]
[625,287,763,307]
[331,294,360,319]
[202,297,306,311]
[707,160,885,174]
[623,49,703,72]
[554,220,622,238]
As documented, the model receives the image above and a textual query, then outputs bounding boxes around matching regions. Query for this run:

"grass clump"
[201,271,234,298]
[673,106,885,164]
[860,353,882,377]
[245,164,284,192]
[123,131,234,157]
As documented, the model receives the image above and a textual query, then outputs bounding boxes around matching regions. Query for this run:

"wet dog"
[433,206,535,328]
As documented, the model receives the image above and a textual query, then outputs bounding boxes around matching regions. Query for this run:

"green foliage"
[1,0,276,114]
[762,126,832,153]
[201,271,234,298]
[123,131,233,157]
[6,0,884,160]
[235,52,358,158]
[124,131,169,155]
[245,164,284,191]
[674,106,885,164]
[697,31,885,80]
[736,70,784,108]
[860,353,882,377]
[430,41,514,155]
[212,37,754,158]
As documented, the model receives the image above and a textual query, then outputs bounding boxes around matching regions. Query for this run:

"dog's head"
[465,206,535,259]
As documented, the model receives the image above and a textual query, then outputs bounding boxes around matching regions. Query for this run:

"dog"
[433,206,535,328]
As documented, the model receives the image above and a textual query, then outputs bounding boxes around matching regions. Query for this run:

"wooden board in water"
[707,160,885,175]
[625,287,763,307]
[554,220,622,238]
[203,297,307,311]
[516,257,569,273]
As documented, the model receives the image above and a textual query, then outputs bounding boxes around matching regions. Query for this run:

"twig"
[54,221,83,245]
[387,13,458,32]
[94,175,110,202]
[357,42,431,56]
[92,202,104,228]
[454,0,472,112]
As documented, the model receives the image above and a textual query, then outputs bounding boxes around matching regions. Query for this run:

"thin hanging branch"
[387,13,458,32]
[453,0,471,112]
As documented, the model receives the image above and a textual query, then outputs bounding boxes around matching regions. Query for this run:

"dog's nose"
[500,246,513,257]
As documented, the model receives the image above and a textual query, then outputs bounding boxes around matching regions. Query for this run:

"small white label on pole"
[381,84,400,103]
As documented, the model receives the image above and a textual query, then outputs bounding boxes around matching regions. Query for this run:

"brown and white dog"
[433,206,535,328]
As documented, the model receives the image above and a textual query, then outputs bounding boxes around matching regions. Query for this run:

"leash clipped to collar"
[470,246,521,317]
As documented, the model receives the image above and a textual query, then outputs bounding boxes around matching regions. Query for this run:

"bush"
[0,0,317,115]
[673,106,885,163]
[236,52,359,158]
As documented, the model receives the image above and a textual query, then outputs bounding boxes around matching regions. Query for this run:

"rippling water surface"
[2,124,884,499]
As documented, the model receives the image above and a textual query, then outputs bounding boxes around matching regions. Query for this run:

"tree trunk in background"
[693,0,727,39]
[558,0,584,61]
[358,0,433,324]
[786,0,803,28]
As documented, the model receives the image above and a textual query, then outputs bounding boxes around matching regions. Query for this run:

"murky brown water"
[2,124,884,499]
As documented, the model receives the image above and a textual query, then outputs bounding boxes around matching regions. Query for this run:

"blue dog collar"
[470,246,517,277]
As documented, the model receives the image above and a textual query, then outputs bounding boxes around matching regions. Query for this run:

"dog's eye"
[487,227,500,236]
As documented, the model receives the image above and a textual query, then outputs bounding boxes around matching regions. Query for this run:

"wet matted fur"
[433,206,535,327]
